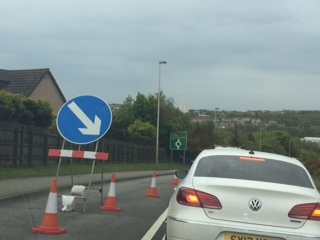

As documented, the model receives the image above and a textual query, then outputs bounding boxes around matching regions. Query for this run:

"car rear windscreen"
[194,155,314,189]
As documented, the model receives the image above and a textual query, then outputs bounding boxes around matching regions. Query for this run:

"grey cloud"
[1,0,320,111]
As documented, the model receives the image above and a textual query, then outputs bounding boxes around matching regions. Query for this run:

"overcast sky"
[1,1,320,111]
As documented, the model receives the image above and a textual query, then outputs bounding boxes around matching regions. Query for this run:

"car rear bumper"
[166,216,320,240]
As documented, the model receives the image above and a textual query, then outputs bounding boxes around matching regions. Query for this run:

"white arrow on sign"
[68,101,101,135]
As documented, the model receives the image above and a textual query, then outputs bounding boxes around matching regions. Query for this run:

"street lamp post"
[155,61,167,170]
[214,107,219,146]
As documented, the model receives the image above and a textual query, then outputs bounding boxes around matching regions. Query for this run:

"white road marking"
[141,208,168,240]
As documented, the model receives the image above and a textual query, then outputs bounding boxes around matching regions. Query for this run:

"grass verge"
[0,162,189,180]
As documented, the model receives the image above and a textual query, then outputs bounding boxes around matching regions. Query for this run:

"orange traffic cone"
[101,173,121,211]
[171,170,179,185]
[146,171,160,198]
[32,179,67,235]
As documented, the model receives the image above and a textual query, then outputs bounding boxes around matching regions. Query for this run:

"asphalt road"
[0,174,175,240]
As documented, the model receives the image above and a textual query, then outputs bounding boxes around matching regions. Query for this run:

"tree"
[0,90,53,127]
[188,122,203,155]
[230,123,241,147]
[20,98,37,125]
[272,130,291,155]
[113,95,134,129]
[128,120,156,139]
[113,92,190,149]
[241,132,257,151]
[261,137,285,155]
[111,92,320,163]
[0,90,15,120]
[11,94,25,122]
[132,93,154,123]
[34,100,54,127]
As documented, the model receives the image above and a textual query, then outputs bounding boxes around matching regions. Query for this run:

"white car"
[166,147,320,240]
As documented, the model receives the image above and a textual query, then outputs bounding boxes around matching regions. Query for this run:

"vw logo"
[249,199,262,211]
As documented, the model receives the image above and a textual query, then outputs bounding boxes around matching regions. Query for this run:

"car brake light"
[186,193,199,204]
[240,156,265,162]
[311,209,320,219]
[176,187,222,209]
[288,203,320,221]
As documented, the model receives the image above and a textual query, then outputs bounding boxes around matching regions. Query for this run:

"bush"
[0,90,53,128]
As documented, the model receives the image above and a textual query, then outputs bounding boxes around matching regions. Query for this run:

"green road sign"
[170,132,187,150]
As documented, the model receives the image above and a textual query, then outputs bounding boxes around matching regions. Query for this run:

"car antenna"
[249,150,254,155]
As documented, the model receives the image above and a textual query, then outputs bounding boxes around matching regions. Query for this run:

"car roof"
[196,147,305,168]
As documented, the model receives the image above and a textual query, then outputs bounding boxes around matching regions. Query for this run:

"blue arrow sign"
[57,95,112,144]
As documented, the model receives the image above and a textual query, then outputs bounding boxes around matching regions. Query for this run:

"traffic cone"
[32,179,67,235]
[146,171,160,198]
[171,169,179,185]
[101,173,121,211]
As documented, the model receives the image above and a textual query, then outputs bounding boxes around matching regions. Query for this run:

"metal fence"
[0,121,167,167]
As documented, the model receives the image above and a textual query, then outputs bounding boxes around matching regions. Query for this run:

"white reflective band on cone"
[45,192,58,213]
[108,183,116,197]
[150,178,156,188]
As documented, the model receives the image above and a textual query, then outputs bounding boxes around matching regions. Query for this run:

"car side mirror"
[175,170,188,179]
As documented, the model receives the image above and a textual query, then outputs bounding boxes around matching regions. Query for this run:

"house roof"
[0,68,66,102]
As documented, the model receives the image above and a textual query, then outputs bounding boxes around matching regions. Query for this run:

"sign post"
[55,95,112,213]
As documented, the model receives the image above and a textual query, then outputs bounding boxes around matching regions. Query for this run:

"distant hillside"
[190,109,320,129]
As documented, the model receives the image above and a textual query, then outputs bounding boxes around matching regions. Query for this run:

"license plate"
[225,233,280,240]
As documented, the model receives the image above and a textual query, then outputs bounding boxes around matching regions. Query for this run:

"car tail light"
[288,203,320,220]
[176,187,222,209]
